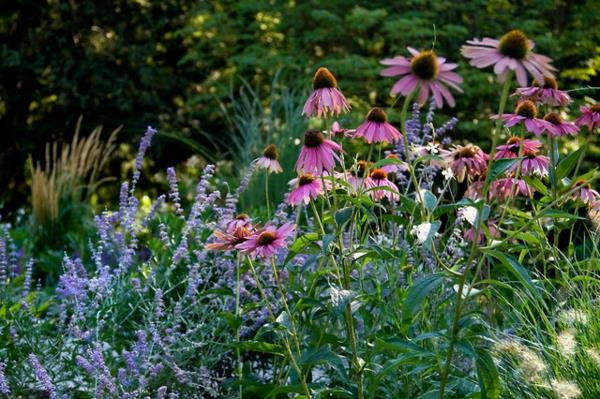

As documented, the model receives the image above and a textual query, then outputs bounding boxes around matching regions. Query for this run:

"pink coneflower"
[514,76,571,106]
[465,178,485,200]
[572,179,600,205]
[495,136,543,159]
[302,67,350,118]
[491,177,534,200]
[287,174,326,206]
[368,169,399,202]
[347,161,375,192]
[207,225,253,251]
[520,149,549,177]
[380,48,463,107]
[493,100,553,136]
[461,30,555,86]
[354,107,402,143]
[225,213,253,234]
[465,220,498,243]
[255,144,283,173]
[331,121,354,139]
[575,104,600,132]
[542,113,579,137]
[236,223,295,260]
[295,130,342,174]
[381,154,409,174]
[446,144,489,183]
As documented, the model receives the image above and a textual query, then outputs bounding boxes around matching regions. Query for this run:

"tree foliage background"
[1,0,599,215]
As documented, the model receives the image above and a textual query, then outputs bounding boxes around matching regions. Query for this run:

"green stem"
[235,254,243,398]
[438,74,513,399]
[265,171,271,218]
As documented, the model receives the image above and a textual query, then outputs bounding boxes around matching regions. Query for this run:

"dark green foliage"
[1,0,599,216]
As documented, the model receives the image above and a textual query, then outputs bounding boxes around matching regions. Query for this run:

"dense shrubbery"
[2,26,600,399]
[2,0,600,214]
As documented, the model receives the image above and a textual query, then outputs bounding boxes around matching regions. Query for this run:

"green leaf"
[489,158,519,180]
[334,207,353,225]
[485,250,541,301]
[229,341,285,357]
[556,146,584,180]
[540,209,585,220]
[420,190,437,212]
[475,349,500,399]
[403,273,445,319]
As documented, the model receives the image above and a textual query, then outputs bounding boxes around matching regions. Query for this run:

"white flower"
[412,222,434,244]
[442,168,454,181]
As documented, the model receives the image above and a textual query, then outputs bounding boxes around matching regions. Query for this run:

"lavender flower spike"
[132,126,158,188]
[29,354,57,399]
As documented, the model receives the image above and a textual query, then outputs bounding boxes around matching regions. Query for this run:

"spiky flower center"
[507,136,521,146]
[312,67,337,90]
[366,107,388,123]
[457,144,478,159]
[304,130,324,148]
[262,144,278,160]
[516,100,537,119]
[591,104,600,113]
[236,213,249,220]
[574,179,591,189]
[533,76,558,89]
[544,112,563,125]
[498,30,529,60]
[298,174,316,186]
[370,169,387,180]
[257,231,277,246]
[524,149,538,158]
[411,50,439,80]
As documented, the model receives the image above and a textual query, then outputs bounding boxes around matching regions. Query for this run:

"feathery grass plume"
[494,338,547,382]
[30,116,120,229]
[550,380,582,399]
[585,348,600,367]
[557,329,577,357]
[557,309,588,327]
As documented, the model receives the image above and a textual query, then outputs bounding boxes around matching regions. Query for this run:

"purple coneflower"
[295,130,342,174]
[465,220,498,244]
[206,225,253,251]
[255,144,283,174]
[380,48,463,107]
[494,100,553,136]
[302,67,350,118]
[347,161,374,192]
[368,169,399,202]
[495,136,543,159]
[381,154,409,174]
[491,177,534,200]
[225,213,253,234]
[572,179,599,205]
[514,76,571,106]
[542,113,579,137]
[236,223,295,259]
[446,144,489,183]
[575,104,600,132]
[520,149,549,177]
[354,107,401,143]
[287,174,326,206]
[331,121,354,139]
[461,30,555,86]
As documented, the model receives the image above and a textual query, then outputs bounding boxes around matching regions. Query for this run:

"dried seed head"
[516,100,537,119]
[499,30,529,60]
[532,76,558,89]
[411,50,439,80]
[262,144,278,160]
[312,67,337,90]
[370,168,388,180]
[366,107,388,123]
[303,130,325,148]
[257,231,277,246]
[298,174,316,186]
[544,112,563,125]
[590,104,600,113]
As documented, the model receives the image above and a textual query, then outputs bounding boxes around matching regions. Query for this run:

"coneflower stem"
[246,257,312,398]
[235,253,243,398]
[265,171,271,218]
[399,90,426,217]
[439,74,513,399]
